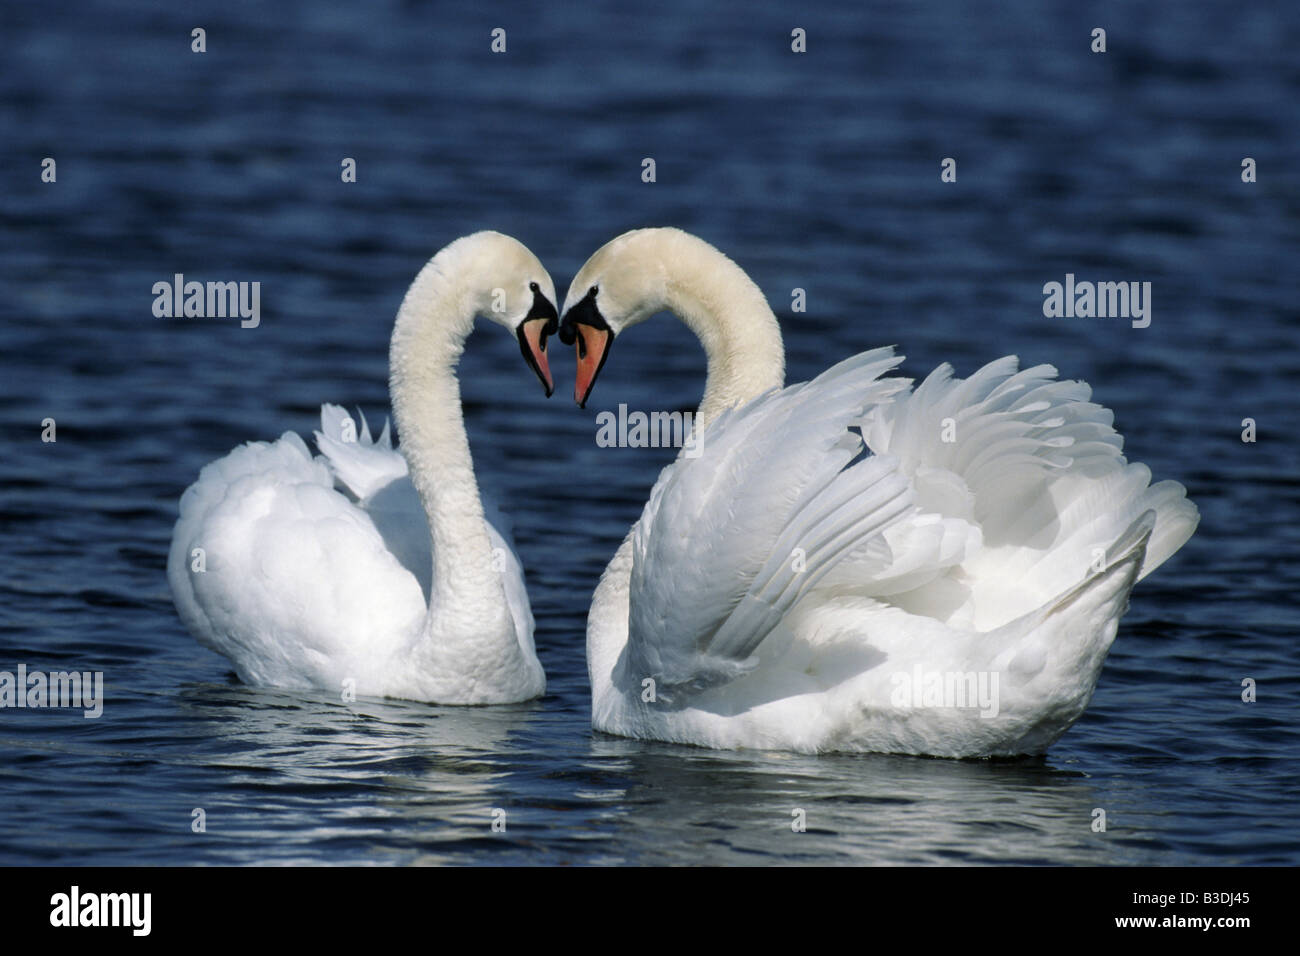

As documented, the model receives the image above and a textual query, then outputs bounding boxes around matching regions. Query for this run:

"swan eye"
[529,281,539,293]
[589,285,599,297]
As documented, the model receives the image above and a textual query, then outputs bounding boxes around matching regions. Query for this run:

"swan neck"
[388,261,508,627]
[662,242,785,429]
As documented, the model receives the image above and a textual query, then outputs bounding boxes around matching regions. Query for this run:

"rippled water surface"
[1,1,1298,865]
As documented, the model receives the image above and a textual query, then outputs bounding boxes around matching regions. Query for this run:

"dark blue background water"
[1,0,1297,864]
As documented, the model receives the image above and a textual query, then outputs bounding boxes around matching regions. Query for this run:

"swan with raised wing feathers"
[559,227,1197,755]
[168,232,557,704]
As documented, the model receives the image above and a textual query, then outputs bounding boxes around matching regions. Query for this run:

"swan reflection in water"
[168,677,1170,865]
[172,679,546,864]
[579,736,1149,866]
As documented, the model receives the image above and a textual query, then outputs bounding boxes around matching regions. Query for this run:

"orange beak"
[517,317,554,396]
[573,323,614,407]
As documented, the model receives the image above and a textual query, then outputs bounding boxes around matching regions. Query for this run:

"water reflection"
[172,682,546,863]
[580,738,1137,865]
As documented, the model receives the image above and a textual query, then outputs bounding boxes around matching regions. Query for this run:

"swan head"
[513,279,560,398]
[558,229,679,407]
[461,231,560,396]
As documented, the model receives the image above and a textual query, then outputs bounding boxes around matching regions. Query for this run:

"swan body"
[169,232,557,704]
[559,228,1197,756]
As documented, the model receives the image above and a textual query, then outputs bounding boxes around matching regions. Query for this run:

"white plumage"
[561,228,1197,755]
[168,233,555,704]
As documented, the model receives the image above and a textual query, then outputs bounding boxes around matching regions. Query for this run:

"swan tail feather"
[314,404,408,501]
[968,511,1153,720]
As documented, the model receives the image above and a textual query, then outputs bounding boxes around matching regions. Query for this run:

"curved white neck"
[657,235,786,428]
[388,257,511,638]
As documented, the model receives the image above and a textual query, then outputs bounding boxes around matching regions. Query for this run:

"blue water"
[1,0,1298,865]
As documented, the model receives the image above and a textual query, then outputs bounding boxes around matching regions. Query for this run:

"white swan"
[558,227,1198,756]
[168,232,557,704]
